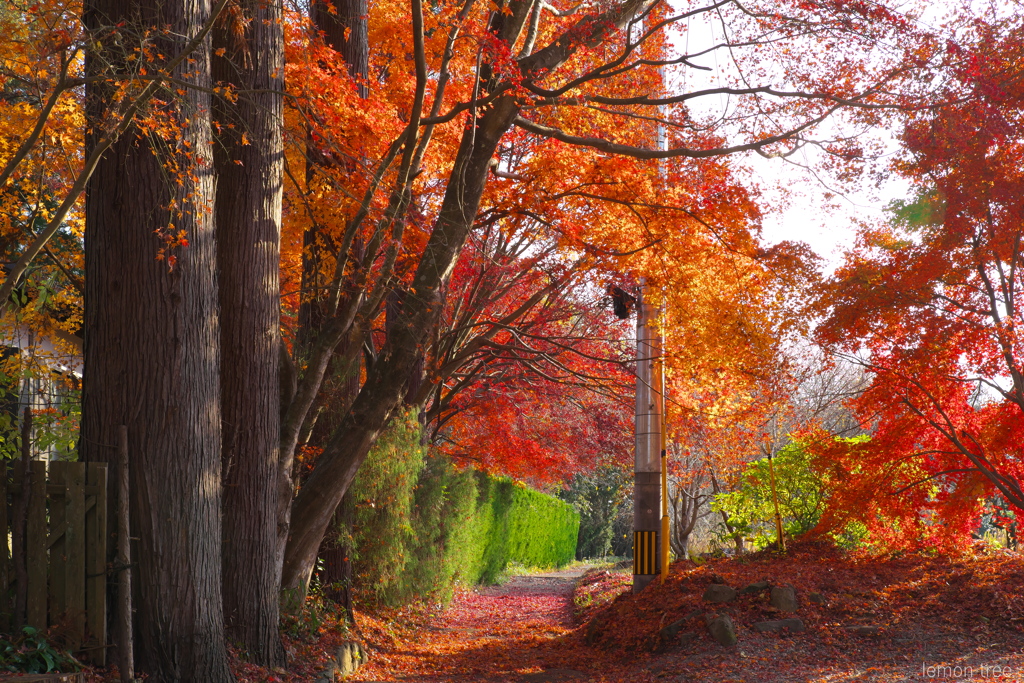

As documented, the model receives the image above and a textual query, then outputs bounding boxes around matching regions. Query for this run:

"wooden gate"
[2,461,108,664]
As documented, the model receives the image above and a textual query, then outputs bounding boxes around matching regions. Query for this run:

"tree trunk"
[281,94,522,600]
[280,0,379,606]
[212,0,285,666]
[82,0,234,678]
[312,0,368,93]
[317,496,355,621]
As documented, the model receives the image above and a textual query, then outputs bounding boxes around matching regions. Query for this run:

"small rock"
[770,585,798,612]
[705,614,737,646]
[335,640,367,676]
[703,584,737,603]
[314,661,339,683]
[708,573,727,585]
[753,618,806,634]
[585,618,603,644]
[808,592,825,604]
[739,580,771,596]
[846,625,881,636]
[660,610,704,641]
[660,618,687,641]
[678,632,698,646]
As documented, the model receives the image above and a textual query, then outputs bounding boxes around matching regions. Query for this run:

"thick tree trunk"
[82,0,233,679]
[281,95,521,599]
[312,0,368,90]
[316,497,355,620]
[212,0,285,666]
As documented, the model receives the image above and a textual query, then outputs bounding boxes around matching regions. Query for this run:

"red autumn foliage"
[812,10,1024,548]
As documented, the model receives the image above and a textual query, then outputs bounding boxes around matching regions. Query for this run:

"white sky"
[747,153,912,270]
[664,1,925,270]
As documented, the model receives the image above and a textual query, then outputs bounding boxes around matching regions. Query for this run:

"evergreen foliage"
[347,412,428,603]
[463,473,580,584]
[345,412,580,605]
[559,465,629,560]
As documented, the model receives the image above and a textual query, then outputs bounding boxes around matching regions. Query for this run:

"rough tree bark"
[82,0,234,678]
[212,0,286,666]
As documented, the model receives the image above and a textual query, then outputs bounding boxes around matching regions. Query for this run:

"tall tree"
[212,0,286,667]
[276,0,931,599]
[81,0,234,678]
[813,12,1024,549]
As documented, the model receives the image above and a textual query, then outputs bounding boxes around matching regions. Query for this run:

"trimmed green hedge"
[461,474,580,584]
[344,413,580,605]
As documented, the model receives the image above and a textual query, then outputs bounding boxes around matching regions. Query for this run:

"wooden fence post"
[48,462,66,629]
[11,406,32,628]
[0,459,9,633]
[117,426,133,682]
[64,463,85,651]
[85,462,108,664]
[26,459,46,630]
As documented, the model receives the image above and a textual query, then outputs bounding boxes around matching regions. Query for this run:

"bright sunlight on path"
[353,567,604,682]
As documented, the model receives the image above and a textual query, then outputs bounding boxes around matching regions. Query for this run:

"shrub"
[462,474,580,584]
[344,413,580,604]
[389,454,478,605]
[0,627,80,674]
[347,411,427,604]
[712,440,829,550]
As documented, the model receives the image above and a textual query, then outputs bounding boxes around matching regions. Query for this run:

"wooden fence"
[2,461,108,664]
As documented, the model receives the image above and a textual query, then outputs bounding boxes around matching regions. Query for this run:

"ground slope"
[354,543,1024,682]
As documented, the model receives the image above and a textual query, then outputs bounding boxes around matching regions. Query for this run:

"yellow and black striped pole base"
[633,530,660,576]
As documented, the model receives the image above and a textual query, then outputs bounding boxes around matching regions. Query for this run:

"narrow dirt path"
[354,568,602,682]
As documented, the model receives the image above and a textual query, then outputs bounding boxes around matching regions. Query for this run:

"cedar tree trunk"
[82,0,234,679]
[212,0,286,666]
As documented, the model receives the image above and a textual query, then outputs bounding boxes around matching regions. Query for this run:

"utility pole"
[660,364,669,583]
[633,282,663,592]
[636,46,670,591]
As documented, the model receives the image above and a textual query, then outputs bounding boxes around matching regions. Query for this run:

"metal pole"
[633,282,662,592]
